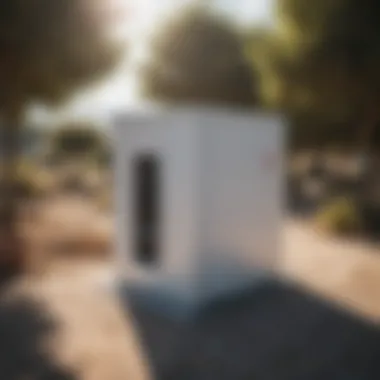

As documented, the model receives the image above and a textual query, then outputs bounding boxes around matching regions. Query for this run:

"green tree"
[0,0,122,279]
[245,30,296,111]
[140,6,257,108]
[244,1,380,200]
[273,0,380,143]
[245,1,380,155]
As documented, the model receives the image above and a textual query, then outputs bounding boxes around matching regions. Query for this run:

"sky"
[31,0,274,127]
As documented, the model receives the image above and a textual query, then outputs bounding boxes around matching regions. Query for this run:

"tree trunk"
[0,103,25,285]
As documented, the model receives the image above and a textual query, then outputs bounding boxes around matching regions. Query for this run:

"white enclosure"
[114,107,285,317]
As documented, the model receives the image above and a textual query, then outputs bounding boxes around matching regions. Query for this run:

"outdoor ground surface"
[282,218,380,323]
[34,195,380,322]
[0,193,379,379]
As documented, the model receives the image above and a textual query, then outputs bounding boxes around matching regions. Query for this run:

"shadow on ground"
[0,274,378,380]
[0,283,76,380]
[128,280,380,380]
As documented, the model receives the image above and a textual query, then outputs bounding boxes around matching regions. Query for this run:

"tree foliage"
[140,6,257,108]
[0,0,122,107]
[279,0,380,120]
[246,0,380,148]
[0,0,123,276]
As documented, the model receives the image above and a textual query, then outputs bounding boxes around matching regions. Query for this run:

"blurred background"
[15,0,380,263]
[0,1,379,379]
[0,0,375,318]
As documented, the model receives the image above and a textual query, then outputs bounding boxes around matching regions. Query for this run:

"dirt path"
[280,219,380,322]
[0,197,151,380]
[27,195,380,325]
[46,217,380,324]
[0,266,152,380]
[2,196,378,379]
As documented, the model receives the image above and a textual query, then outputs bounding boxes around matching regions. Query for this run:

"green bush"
[14,163,52,199]
[314,196,362,236]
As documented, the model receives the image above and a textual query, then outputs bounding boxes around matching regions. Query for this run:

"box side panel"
[114,112,200,307]
[199,112,284,301]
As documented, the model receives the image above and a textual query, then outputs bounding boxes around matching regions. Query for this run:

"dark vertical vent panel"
[133,153,160,265]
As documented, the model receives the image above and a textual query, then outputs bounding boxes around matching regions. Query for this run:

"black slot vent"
[133,153,161,265]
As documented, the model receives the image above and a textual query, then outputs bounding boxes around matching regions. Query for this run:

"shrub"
[1,162,53,200]
[314,196,362,236]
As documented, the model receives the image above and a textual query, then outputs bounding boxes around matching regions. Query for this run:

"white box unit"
[114,107,285,318]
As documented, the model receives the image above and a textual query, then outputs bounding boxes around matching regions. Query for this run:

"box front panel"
[114,112,200,304]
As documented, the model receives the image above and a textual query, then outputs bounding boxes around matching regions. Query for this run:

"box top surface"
[112,105,284,130]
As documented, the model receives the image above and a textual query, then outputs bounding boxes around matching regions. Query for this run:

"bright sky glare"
[30,0,274,127]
